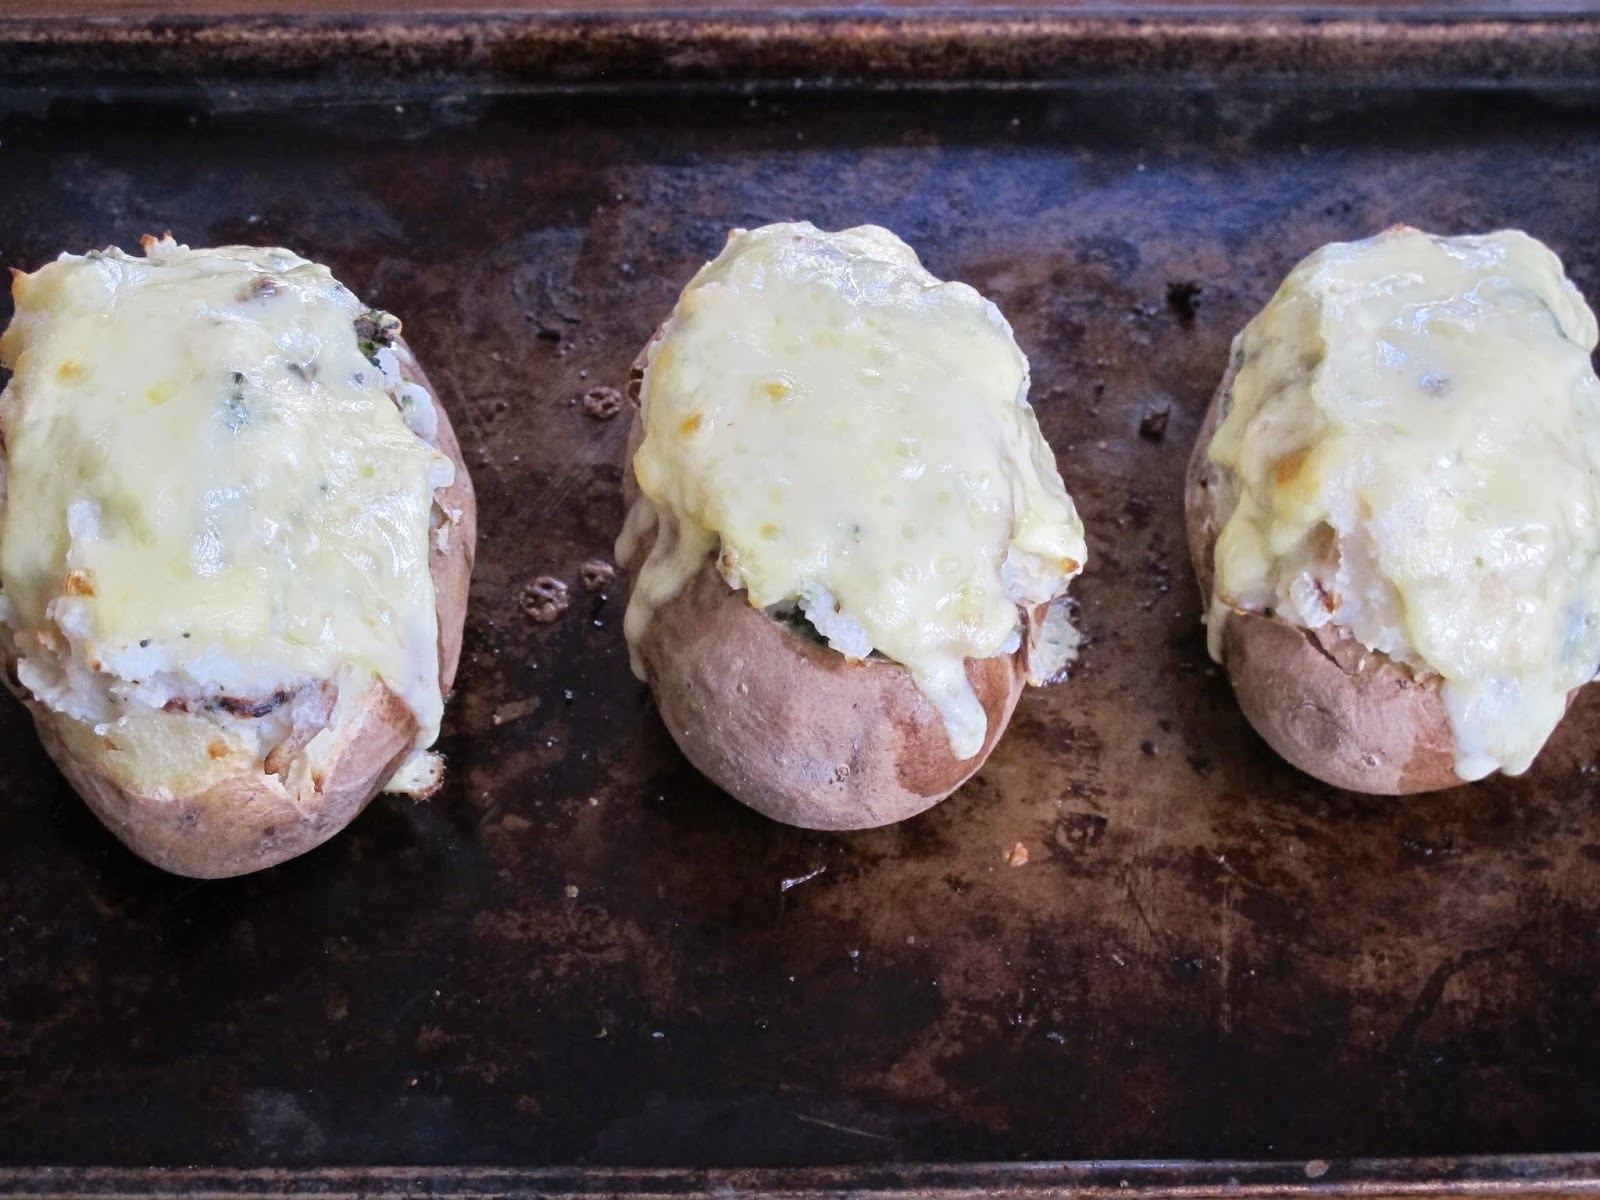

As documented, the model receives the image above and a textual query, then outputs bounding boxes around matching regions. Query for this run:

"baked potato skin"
[32,676,420,879]
[1185,350,1461,795]
[622,529,1028,831]
[4,335,476,878]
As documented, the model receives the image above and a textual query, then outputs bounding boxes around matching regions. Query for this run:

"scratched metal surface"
[2,72,1600,1171]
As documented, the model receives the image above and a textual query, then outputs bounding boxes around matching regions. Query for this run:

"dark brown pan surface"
[2,66,1600,1171]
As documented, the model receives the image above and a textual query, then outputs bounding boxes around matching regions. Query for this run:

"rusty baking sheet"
[3,11,1600,1196]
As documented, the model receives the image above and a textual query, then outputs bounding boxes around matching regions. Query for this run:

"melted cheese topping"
[0,239,453,760]
[618,222,1087,759]
[1208,227,1600,781]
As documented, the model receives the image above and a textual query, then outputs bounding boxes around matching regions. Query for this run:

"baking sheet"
[3,13,1600,1184]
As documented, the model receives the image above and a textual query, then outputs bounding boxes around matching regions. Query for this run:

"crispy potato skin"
[623,529,1028,831]
[5,334,476,877]
[621,385,1030,829]
[35,680,421,879]
[1214,610,1459,794]
[1185,351,1461,794]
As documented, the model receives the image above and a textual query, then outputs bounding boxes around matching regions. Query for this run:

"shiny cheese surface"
[0,240,451,748]
[1208,227,1600,780]
[619,222,1087,759]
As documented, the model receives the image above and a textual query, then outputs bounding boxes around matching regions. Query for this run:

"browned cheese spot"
[1274,447,1312,488]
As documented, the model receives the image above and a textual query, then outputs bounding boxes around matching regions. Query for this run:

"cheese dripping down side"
[616,222,1088,760]
[0,238,454,793]
[1206,226,1600,781]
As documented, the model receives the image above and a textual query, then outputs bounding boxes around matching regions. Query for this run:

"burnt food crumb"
[1139,405,1171,442]
[581,387,623,421]
[1166,280,1203,326]
[522,576,572,624]
[578,559,617,592]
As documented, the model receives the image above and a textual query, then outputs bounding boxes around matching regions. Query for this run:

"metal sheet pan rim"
[9,0,1600,18]
[8,1153,1600,1199]
[2,10,1600,86]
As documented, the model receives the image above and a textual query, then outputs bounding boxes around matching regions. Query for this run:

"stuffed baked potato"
[1187,226,1600,793]
[0,237,476,876]
[617,222,1087,829]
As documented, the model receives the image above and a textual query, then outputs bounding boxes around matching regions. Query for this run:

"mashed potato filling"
[619,222,1087,760]
[1208,227,1600,781]
[0,239,453,791]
